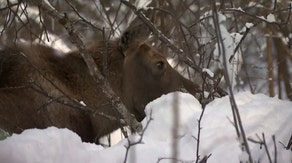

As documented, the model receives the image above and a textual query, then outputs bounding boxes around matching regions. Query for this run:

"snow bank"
[0,127,103,163]
[0,91,291,163]
[200,92,292,163]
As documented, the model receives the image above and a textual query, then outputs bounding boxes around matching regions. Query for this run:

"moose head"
[122,42,201,121]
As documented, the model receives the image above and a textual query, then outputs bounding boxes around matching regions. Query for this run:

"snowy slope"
[0,91,291,163]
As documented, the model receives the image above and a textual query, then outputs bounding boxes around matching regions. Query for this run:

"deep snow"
[0,91,291,163]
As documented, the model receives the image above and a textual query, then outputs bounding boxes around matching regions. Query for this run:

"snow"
[202,68,214,78]
[0,127,103,163]
[38,33,71,53]
[0,91,291,163]
[245,22,254,29]
[267,14,276,23]
[135,0,152,10]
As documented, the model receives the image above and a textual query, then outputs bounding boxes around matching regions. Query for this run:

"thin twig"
[194,104,207,163]
[123,111,153,163]
[286,135,292,150]
[262,133,273,163]
[63,0,102,31]
[272,135,277,163]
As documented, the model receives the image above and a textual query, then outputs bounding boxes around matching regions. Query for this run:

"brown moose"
[0,39,201,143]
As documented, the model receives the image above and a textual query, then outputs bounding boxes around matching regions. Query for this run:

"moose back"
[0,40,201,143]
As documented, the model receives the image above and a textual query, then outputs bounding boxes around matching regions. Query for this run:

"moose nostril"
[156,61,164,70]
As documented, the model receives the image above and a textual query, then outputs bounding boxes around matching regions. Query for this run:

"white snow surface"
[266,14,276,23]
[202,68,214,78]
[245,22,254,28]
[0,91,291,163]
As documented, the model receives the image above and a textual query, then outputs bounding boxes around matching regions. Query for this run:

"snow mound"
[0,91,291,163]
[0,127,103,163]
[200,92,292,162]
[142,92,201,141]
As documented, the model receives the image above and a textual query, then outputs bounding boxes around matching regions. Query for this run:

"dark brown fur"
[0,40,201,142]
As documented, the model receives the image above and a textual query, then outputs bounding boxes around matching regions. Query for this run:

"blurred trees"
[0,0,291,100]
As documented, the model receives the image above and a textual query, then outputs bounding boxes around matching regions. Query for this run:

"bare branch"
[30,0,142,133]
[123,111,153,163]
[63,0,103,32]
[272,135,277,163]
[286,135,292,150]
[262,133,273,163]
[211,1,252,162]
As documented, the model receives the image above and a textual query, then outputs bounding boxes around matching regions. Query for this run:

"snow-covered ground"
[0,91,291,163]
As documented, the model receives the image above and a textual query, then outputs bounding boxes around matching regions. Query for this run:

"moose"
[0,35,202,143]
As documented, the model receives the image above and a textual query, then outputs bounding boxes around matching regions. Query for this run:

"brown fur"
[0,40,201,142]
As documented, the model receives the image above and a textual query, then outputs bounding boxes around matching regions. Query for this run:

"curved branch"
[30,0,142,133]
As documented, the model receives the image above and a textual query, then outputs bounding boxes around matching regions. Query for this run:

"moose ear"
[138,43,151,53]
[120,31,131,51]
[120,22,151,53]
[122,42,150,58]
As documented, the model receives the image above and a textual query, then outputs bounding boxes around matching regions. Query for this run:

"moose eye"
[156,61,164,70]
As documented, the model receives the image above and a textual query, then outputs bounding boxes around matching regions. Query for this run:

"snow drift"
[0,91,291,163]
